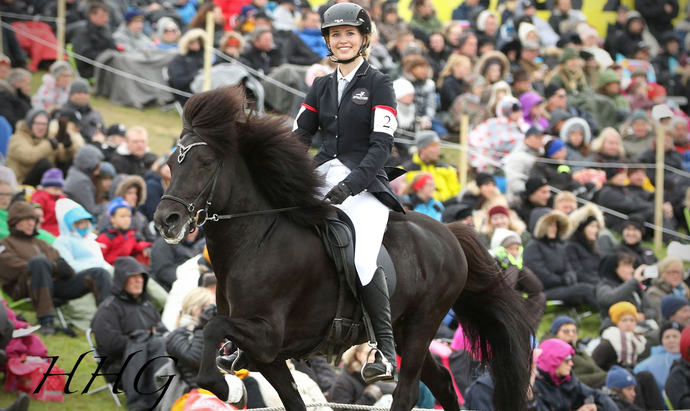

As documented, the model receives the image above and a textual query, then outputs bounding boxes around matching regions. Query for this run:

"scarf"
[673,283,687,298]
[560,66,588,91]
[601,326,646,367]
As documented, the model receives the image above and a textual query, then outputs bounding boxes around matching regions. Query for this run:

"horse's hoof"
[224,374,248,409]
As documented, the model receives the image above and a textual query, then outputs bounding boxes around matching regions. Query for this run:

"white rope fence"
[0,11,64,22]
[246,402,435,411]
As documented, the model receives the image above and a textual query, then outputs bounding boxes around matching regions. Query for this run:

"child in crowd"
[593,301,646,371]
[96,197,152,266]
[402,173,444,222]
[603,366,641,411]
[30,168,66,237]
[490,228,545,322]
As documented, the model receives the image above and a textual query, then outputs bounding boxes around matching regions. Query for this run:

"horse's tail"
[448,222,535,411]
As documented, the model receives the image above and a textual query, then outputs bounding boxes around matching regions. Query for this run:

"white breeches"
[317,160,388,286]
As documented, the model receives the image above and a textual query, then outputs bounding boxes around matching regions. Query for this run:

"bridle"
[160,140,298,231]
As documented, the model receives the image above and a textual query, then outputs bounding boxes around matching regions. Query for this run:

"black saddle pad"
[332,209,397,298]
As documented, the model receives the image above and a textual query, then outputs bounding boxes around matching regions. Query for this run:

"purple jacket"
[520,92,549,129]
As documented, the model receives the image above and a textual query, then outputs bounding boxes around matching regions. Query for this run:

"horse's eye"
[202,159,214,167]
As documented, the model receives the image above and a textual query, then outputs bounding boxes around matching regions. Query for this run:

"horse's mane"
[182,86,331,227]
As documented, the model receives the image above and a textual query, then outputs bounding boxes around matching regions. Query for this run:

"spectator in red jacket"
[96,197,151,266]
[30,168,66,236]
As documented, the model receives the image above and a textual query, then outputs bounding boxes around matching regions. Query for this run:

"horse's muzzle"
[154,211,189,244]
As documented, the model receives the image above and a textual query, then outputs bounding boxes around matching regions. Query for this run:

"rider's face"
[329,26,363,61]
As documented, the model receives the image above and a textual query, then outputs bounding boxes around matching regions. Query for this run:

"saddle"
[312,209,397,365]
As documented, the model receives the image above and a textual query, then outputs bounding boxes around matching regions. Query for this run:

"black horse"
[154,87,537,411]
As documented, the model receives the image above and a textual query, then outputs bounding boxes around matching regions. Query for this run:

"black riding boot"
[216,343,250,374]
[359,267,397,383]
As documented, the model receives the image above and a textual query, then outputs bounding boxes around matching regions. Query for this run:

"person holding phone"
[596,252,660,328]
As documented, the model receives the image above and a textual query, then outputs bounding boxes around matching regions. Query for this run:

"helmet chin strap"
[327,38,368,64]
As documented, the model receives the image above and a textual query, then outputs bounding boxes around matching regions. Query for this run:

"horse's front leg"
[252,359,307,411]
[197,315,284,403]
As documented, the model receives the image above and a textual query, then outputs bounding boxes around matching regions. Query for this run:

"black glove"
[563,271,577,286]
[48,138,59,150]
[324,182,352,205]
[55,116,73,148]
[53,258,75,280]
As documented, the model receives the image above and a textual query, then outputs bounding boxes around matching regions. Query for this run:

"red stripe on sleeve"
[372,105,397,116]
[302,103,317,113]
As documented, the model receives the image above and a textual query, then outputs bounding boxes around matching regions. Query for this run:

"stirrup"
[361,341,396,383]
[216,342,247,375]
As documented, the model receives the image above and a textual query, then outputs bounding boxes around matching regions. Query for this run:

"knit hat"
[106,124,127,137]
[559,47,580,64]
[41,168,64,188]
[24,108,50,128]
[648,84,667,101]
[416,130,440,150]
[488,205,509,219]
[661,295,690,319]
[124,9,144,22]
[598,69,620,89]
[100,162,116,178]
[475,172,494,187]
[545,138,566,158]
[412,174,434,192]
[525,177,548,197]
[621,214,645,236]
[605,167,627,181]
[70,78,91,95]
[525,126,543,138]
[609,301,638,325]
[550,316,577,335]
[49,60,72,79]
[107,196,132,217]
[606,366,636,390]
[442,203,473,223]
[547,109,572,132]
[393,78,415,100]
[660,321,684,340]
[631,109,649,124]
[652,104,674,122]
[544,84,563,100]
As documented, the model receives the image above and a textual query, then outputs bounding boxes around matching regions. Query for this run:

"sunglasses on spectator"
[564,355,573,361]
[164,28,177,33]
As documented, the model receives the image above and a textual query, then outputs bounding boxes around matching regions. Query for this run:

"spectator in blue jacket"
[296,10,328,59]
[635,321,683,394]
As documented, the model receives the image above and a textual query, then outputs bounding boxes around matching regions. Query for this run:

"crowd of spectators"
[1,0,690,409]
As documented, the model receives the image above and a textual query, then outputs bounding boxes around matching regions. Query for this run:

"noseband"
[160,141,298,231]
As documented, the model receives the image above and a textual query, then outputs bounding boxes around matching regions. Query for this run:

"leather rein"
[160,141,298,231]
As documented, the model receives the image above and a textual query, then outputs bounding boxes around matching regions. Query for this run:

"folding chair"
[0,288,68,328]
[85,328,122,407]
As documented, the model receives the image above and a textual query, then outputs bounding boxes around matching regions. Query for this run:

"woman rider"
[292,3,403,383]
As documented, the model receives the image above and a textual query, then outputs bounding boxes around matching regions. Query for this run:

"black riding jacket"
[292,59,403,212]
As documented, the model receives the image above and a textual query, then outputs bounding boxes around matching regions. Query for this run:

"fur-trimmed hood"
[565,204,605,238]
[474,50,510,82]
[178,28,206,56]
[114,175,147,206]
[560,117,592,145]
[533,210,569,240]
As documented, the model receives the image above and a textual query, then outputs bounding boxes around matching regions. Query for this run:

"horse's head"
[154,87,248,243]
[154,133,224,243]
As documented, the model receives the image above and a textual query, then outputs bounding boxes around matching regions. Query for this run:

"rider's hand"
[325,182,352,205]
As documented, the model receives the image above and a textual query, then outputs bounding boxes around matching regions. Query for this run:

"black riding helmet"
[321,3,372,63]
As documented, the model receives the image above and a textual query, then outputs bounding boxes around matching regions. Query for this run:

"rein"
[160,141,298,230]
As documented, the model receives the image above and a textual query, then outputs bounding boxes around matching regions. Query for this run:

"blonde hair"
[591,127,627,157]
[659,255,686,280]
[341,343,368,373]
[176,287,213,328]
[554,191,577,208]
[437,54,471,88]
[323,21,377,60]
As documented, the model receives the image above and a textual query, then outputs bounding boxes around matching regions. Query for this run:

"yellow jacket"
[402,153,461,202]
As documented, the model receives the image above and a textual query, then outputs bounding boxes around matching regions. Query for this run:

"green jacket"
[0,208,56,244]
[409,15,442,34]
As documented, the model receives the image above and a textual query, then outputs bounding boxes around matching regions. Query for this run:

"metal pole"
[459,114,470,188]
[654,123,665,251]
[0,12,4,55]
[56,0,65,61]
[203,11,214,92]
